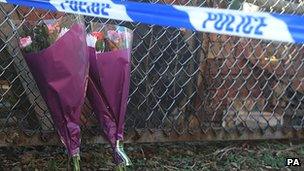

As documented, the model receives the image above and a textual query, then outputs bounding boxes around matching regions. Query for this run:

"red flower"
[91,32,104,40]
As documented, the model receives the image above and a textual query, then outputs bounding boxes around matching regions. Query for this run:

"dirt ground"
[0,140,303,171]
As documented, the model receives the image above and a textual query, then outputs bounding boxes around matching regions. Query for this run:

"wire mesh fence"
[0,0,304,146]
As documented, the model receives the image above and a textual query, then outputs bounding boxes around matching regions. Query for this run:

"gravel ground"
[0,140,303,170]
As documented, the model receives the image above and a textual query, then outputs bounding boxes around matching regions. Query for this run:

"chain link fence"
[0,0,304,146]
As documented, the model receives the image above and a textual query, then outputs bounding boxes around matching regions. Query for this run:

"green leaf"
[228,0,242,10]
[96,40,105,52]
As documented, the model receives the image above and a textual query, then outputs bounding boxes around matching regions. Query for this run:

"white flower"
[57,27,69,40]
[86,34,97,48]
[242,2,259,12]
[19,36,32,48]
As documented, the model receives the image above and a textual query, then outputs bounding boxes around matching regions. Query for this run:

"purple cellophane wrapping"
[23,24,89,156]
[87,47,131,162]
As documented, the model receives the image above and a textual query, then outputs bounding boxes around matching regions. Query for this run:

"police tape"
[1,0,304,44]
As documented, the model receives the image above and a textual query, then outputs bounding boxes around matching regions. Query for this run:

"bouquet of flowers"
[15,15,89,170]
[86,23,133,168]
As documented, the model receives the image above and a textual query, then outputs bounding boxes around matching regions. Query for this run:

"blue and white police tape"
[1,0,304,44]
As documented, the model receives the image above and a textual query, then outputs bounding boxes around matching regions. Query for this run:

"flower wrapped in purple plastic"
[86,23,133,168]
[15,15,89,170]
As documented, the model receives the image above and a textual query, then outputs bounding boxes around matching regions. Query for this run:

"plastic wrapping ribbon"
[1,0,304,43]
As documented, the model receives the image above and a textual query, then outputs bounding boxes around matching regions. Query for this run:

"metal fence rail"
[0,0,304,146]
